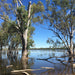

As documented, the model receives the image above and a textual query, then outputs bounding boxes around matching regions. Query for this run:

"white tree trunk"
[22,1,32,59]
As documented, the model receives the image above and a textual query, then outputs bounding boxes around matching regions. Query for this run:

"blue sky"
[32,24,55,48]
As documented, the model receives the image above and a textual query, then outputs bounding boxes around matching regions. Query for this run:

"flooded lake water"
[0,49,75,75]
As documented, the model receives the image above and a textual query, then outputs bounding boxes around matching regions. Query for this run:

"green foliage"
[31,1,44,14]
[47,38,54,44]
[32,16,42,23]
[31,1,44,24]
[8,21,18,33]
[27,39,34,49]
[0,24,8,50]
[47,38,64,48]
[4,3,9,10]
[17,5,28,33]
[0,0,45,50]
[13,0,17,4]
[0,0,13,17]
[45,0,75,48]
[27,26,35,49]
[28,26,35,37]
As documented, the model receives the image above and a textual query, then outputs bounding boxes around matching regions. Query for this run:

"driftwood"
[22,72,30,75]
[6,65,13,68]
[41,67,54,69]
[11,69,42,73]
[11,67,54,74]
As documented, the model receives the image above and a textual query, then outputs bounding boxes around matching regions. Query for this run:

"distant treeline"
[2,47,67,51]
[30,47,67,50]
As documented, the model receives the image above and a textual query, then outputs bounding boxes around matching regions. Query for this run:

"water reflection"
[0,50,75,75]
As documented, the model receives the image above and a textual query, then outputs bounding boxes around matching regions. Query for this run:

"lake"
[0,49,75,75]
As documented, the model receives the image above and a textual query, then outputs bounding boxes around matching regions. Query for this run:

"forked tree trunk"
[22,1,31,59]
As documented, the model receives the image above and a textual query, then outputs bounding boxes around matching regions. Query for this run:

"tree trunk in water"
[22,57,28,69]
[21,31,28,59]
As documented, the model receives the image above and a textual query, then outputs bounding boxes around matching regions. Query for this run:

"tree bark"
[21,31,28,59]
[0,45,2,50]
[22,56,28,69]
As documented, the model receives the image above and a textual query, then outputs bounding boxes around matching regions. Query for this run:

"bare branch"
[0,14,20,32]
[64,36,70,48]
[27,1,32,27]
[18,0,23,6]
[0,14,7,21]
[15,0,21,30]
[48,28,68,48]
[16,0,19,8]
[15,10,21,28]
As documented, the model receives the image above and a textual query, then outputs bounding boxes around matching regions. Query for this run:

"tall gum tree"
[13,0,32,59]
[15,0,44,58]
[43,0,75,55]
[0,0,44,58]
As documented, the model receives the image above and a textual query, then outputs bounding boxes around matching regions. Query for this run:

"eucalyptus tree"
[0,0,20,50]
[43,0,75,55]
[0,0,44,58]
[13,0,44,58]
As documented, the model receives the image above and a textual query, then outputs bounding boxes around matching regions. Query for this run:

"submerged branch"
[11,69,41,73]
[11,67,54,74]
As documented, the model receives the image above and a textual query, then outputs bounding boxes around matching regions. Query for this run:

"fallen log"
[41,67,54,70]
[22,72,30,75]
[11,67,54,73]
[6,65,13,68]
[11,69,42,73]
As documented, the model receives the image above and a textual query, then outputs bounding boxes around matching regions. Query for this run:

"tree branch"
[18,0,23,6]
[48,28,68,48]
[73,29,75,34]
[26,1,32,27]
[64,36,70,48]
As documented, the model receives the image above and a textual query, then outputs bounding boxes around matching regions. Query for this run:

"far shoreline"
[0,47,67,51]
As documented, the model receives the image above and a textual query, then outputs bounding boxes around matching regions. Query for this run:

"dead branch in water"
[22,72,30,75]
[41,67,54,69]
[11,69,42,73]
[11,67,54,74]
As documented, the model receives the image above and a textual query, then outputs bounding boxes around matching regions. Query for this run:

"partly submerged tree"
[0,0,44,58]
[14,0,44,58]
[44,0,75,55]
[0,0,33,54]
[0,0,15,50]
